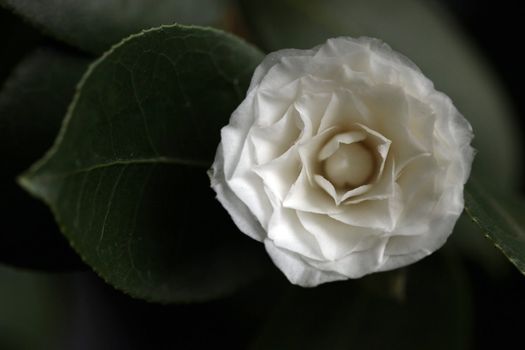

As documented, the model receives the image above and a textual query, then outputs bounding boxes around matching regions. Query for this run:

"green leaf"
[239,0,521,189]
[251,254,472,350]
[0,0,230,54]
[0,48,88,269]
[465,180,525,275]
[19,24,267,303]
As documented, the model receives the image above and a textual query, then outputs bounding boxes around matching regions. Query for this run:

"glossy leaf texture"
[465,180,525,275]
[19,25,268,303]
[251,254,472,350]
[0,0,230,54]
[0,48,87,269]
[239,0,521,190]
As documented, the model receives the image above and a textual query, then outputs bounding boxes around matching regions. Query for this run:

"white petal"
[315,37,369,60]
[267,207,324,260]
[297,127,336,179]
[228,172,273,231]
[310,237,389,278]
[314,174,372,205]
[343,156,395,205]
[297,74,342,94]
[297,211,381,261]
[254,80,300,126]
[364,37,434,96]
[318,90,370,132]
[380,211,458,267]
[318,131,367,161]
[294,92,333,138]
[330,184,403,231]
[283,169,342,215]
[221,89,258,180]
[405,95,436,152]
[258,56,310,92]
[250,106,301,164]
[250,48,318,92]
[209,145,266,241]
[264,239,347,287]
[430,92,475,184]
[354,123,391,177]
[253,149,301,202]
[394,156,439,234]
[227,134,273,229]
[210,36,474,287]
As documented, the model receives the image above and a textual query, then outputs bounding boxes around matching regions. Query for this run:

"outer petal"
[264,239,347,287]
[310,236,389,278]
[253,148,301,202]
[267,207,324,260]
[249,48,319,92]
[315,37,435,97]
[209,145,266,241]
[297,211,380,261]
[379,211,459,272]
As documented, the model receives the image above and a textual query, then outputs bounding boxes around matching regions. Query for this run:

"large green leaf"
[251,254,472,350]
[465,180,525,275]
[19,25,268,303]
[239,0,520,189]
[0,0,229,54]
[0,48,88,269]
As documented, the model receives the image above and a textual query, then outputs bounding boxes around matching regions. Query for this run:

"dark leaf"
[465,180,525,275]
[20,25,268,303]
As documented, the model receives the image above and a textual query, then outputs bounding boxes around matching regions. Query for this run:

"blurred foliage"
[0,0,231,54]
[0,48,87,269]
[0,8,42,84]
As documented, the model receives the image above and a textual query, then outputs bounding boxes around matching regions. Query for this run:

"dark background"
[1,0,524,349]
[444,2,525,347]
[441,0,525,164]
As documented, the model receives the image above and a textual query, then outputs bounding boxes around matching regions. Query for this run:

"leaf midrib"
[24,156,210,181]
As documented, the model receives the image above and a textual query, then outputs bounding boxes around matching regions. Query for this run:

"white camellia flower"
[209,37,474,287]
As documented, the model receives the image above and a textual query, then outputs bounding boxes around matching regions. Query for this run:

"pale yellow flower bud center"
[323,142,374,189]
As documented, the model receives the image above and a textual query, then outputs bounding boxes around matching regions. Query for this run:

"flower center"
[323,142,374,189]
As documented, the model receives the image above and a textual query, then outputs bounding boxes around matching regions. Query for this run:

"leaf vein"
[98,164,128,245]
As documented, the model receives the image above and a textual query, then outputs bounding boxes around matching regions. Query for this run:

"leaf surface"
[20,25,268,302]
[465,180,525,275]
